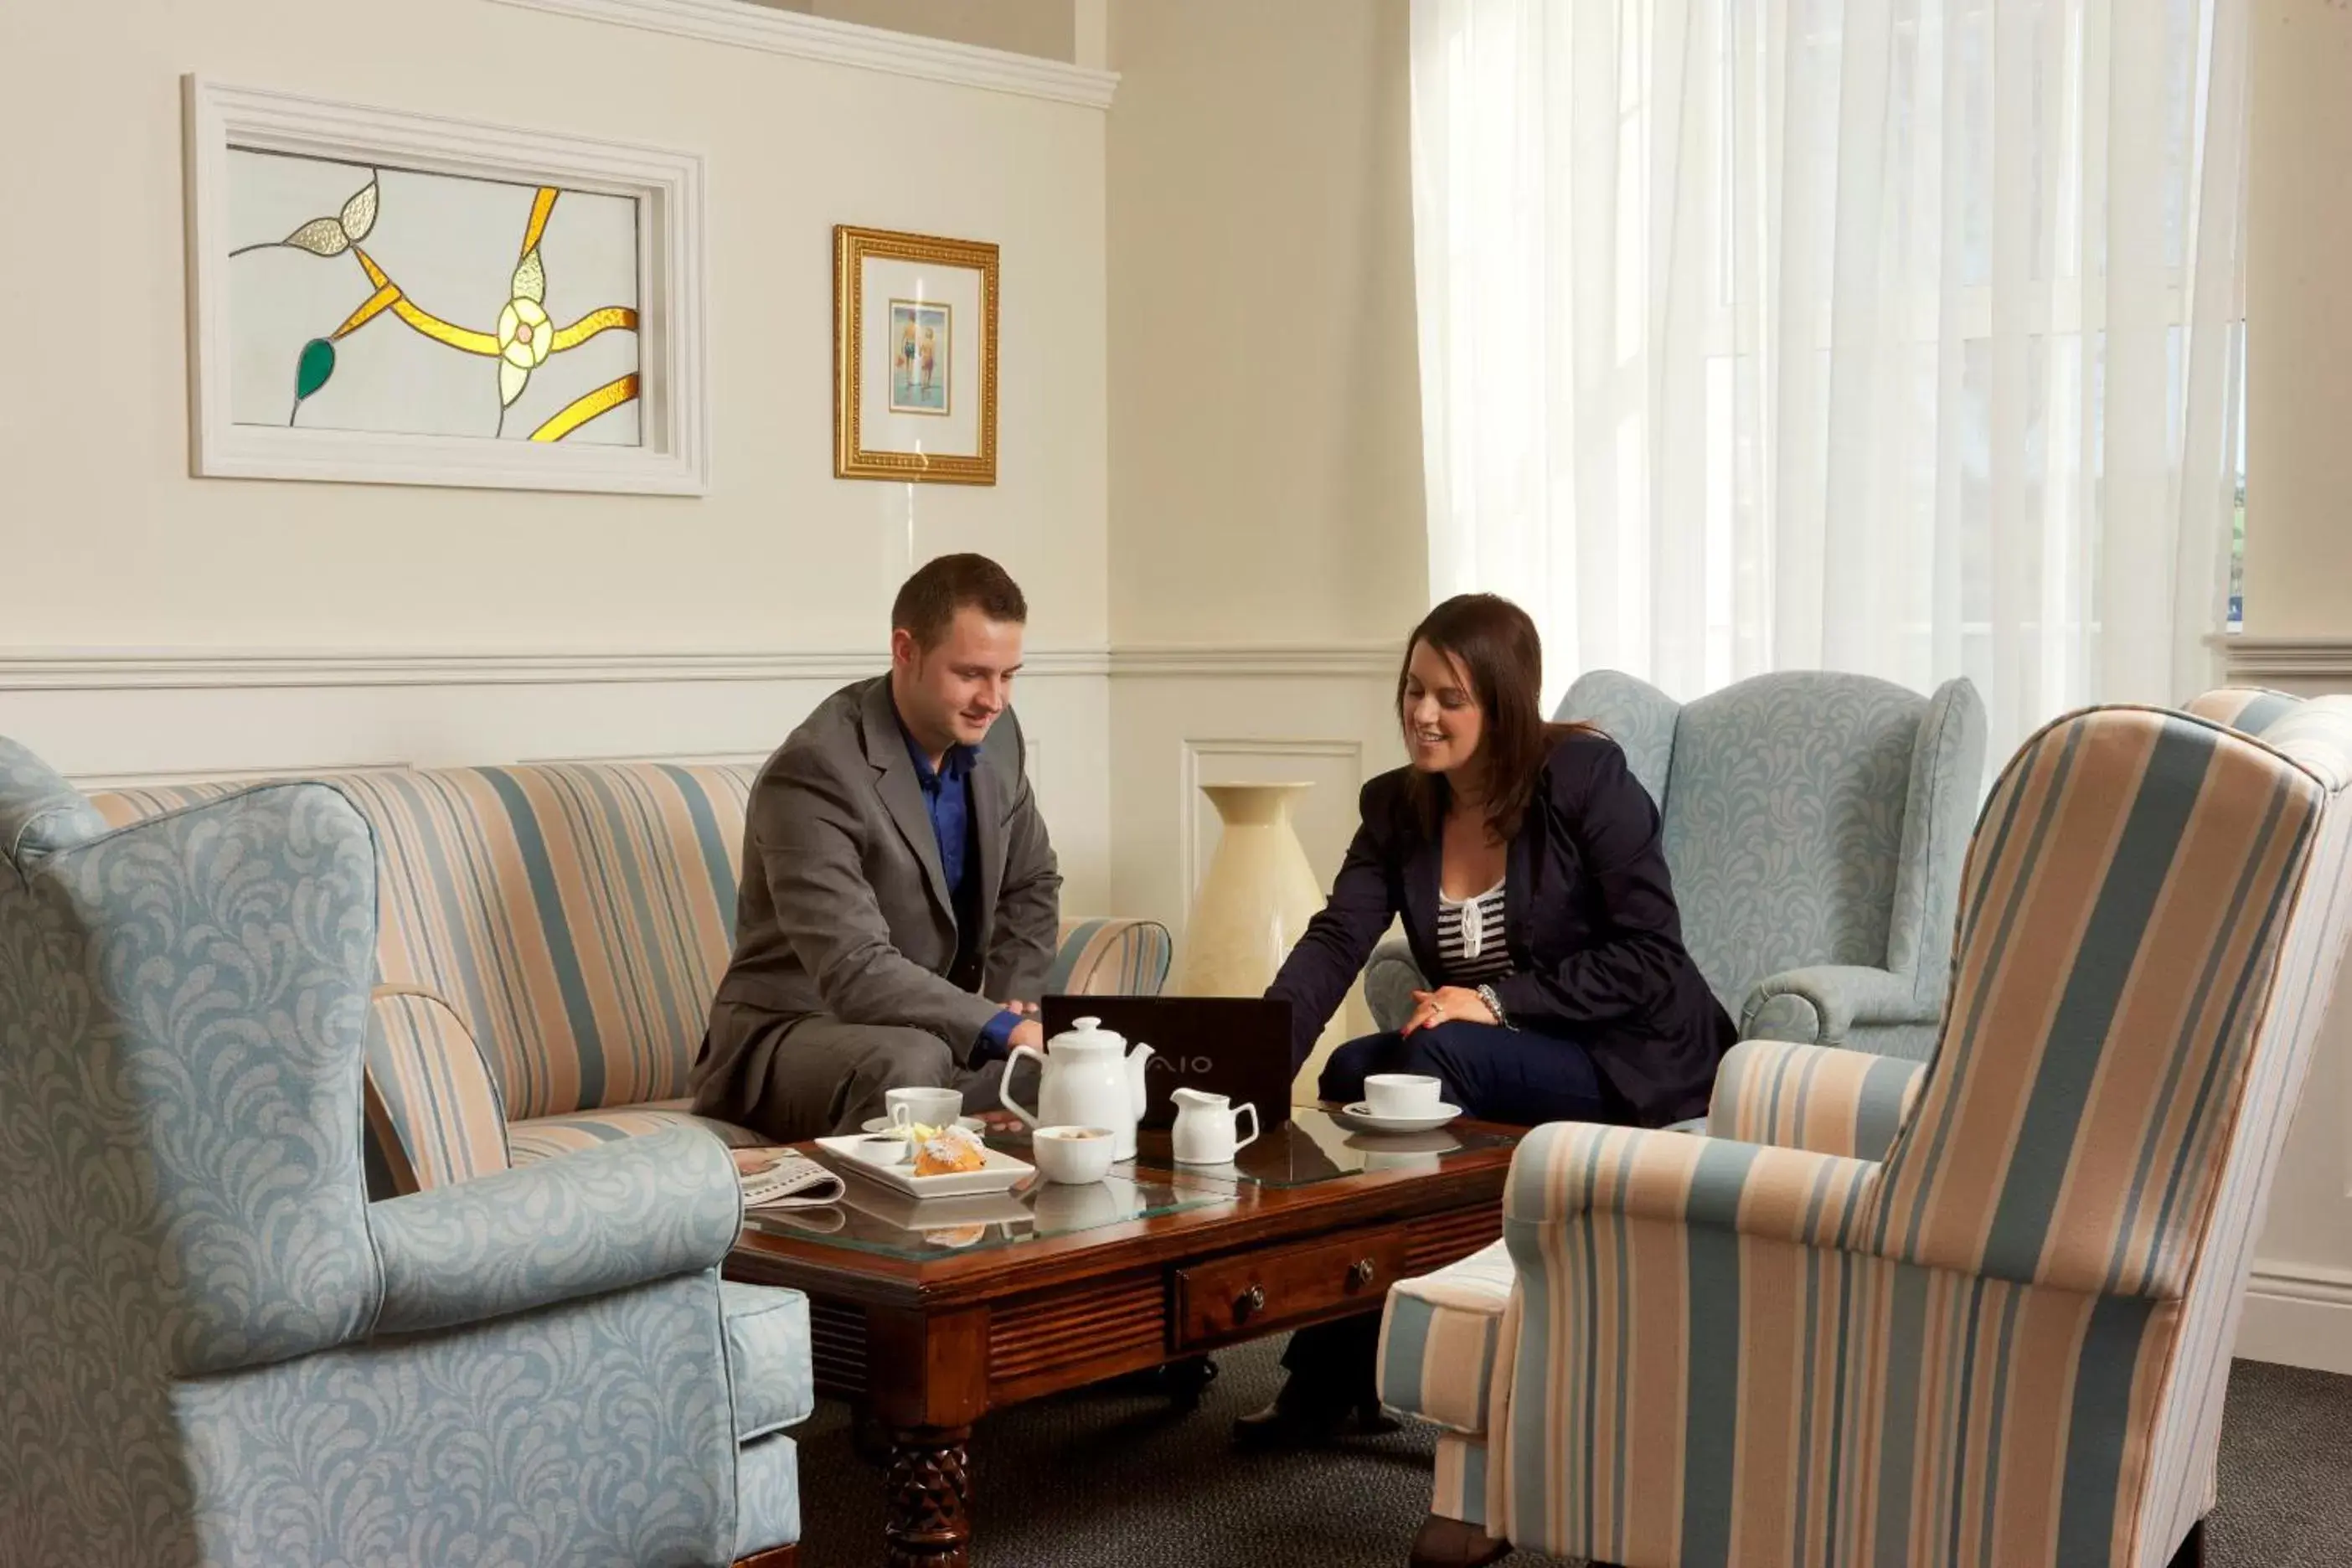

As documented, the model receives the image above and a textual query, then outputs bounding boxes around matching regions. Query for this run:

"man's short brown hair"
[890,554,1028,650]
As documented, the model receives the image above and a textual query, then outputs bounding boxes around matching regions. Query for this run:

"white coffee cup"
[887,1086,965,1132]
[1029,1125,1117,1184]
[1364,1072,1443,1120]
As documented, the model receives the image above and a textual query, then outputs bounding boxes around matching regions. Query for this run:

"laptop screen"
[1038,995,1296,1130]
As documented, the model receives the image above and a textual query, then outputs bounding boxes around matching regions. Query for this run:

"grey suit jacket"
[692,676,1062,1120]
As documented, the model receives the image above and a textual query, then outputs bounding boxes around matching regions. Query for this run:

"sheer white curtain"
[1410,0,2248,758]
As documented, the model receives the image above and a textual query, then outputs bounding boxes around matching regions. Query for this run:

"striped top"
[1435,878,1512,985]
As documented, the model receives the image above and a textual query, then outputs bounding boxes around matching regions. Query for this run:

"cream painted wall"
[2211,3,2352,1373]
[0,0,1114,905]
[2242,1,2352,637]
[1100,0,1426,1058]
[0,0,1106,655]
[777,0,1079,63]
[1105,0,1427,649]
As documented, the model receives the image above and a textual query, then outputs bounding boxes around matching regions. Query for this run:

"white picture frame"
[183,76,709,495]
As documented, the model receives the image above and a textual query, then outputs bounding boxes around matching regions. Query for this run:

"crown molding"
[1107,642,1399,679]
[487,0,1120,110]
[0,646,1112,692]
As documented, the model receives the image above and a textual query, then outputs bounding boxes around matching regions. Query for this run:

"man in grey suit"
[691,554,1060,1140]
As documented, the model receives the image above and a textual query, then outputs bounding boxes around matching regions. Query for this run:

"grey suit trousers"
[739,1015,1012,1140]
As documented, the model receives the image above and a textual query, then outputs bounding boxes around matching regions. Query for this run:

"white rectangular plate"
[815,1136,1034,1199]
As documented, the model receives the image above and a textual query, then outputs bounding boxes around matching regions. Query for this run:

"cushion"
[507,1101,766,1166]
[1379,1239,1513,1434]
[722,1282,815,1441]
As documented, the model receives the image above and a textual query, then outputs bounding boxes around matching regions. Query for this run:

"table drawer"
[1173,1224,1410,1349]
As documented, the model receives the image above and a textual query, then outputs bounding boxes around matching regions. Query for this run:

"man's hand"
[978,1013,1044,1133]
[1400,986,1496,1036]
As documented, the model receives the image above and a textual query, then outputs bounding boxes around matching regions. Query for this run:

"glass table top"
[740,1170,1222,1261]
[987,1105,1518,1189]
[1131,1105,1518,1188]
[738,1107,1518,1262]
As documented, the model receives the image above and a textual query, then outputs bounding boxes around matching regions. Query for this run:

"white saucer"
[1338,1101,1462,1135]
[859,1115,986,1136]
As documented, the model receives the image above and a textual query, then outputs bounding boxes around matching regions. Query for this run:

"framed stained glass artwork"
[833,226,998,484]
[183,77,708,494]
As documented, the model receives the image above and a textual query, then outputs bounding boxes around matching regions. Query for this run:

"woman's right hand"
[1401,986,1497,1036]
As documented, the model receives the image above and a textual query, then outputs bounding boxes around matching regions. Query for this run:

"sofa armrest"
[1365,937,1426,1034]
[1050,916,1174,996]
[1707,1039,1926,1160]
[369,1126,740,1335]
[364,985,512,1194]
[1741,963,1936,1045]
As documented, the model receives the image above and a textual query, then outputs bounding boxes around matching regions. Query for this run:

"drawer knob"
[1349,1257,1377,1289]
[1233,1284,1266,1323]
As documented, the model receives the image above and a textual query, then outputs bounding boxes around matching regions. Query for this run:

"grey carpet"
[791,1341,2352,1566]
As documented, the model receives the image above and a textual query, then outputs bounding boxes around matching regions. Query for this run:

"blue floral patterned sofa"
[0,739,810,1565]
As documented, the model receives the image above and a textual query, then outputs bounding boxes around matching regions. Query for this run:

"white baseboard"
[2236,1261,2352,1375]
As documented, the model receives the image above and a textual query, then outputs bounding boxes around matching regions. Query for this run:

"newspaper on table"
[731,1147,846,1211]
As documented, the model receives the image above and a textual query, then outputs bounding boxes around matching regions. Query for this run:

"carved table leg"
[886,1426,973,1568]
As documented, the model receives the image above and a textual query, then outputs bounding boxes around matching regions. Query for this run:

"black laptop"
[1038,994,1295,1131]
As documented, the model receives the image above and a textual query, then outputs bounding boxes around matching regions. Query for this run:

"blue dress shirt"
[900,719,1021,1060]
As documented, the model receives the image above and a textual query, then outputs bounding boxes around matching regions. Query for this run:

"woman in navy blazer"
[1239,593,1733,1452]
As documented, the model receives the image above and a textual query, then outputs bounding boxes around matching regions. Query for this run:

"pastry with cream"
[912,1123,987,1176]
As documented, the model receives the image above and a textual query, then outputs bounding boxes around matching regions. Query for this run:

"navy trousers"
[1318,1019,1612,1127]
[1285,1021,1616,1404]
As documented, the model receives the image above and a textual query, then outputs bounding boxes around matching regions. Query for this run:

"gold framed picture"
[833,225,998,484]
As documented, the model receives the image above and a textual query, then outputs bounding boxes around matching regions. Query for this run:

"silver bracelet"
[1476,983,1511,1029]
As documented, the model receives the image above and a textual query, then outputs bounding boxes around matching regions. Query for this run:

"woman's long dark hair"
[1399,594,1592,843]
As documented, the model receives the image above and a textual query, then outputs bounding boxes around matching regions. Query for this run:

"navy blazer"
[1269,729,1734,1127]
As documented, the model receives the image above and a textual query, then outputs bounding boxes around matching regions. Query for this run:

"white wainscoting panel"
[1175,738,1365,911]
[1107,663,1408,1075]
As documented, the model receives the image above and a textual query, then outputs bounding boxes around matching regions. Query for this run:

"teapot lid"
[1052,1014,1125,1048]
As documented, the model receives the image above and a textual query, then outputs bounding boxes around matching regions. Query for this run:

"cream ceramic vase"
[1173,783,1344,1094]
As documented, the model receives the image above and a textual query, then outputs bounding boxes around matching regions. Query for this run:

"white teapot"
[1000,1015,1155,1160]
[1169,1086,1261,1165]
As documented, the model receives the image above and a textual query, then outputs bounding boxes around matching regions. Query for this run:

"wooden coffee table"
[723,1106,1519,1566]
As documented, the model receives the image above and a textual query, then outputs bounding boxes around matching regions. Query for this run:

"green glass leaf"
[295,338,336,403]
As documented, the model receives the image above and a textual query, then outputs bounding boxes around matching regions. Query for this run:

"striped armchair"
[1377,692,2352,1568]
[93,763,1171,1193]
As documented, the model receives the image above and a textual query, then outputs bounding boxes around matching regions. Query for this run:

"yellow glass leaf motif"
[511,248,545,306]
[339,178,379,243]
[284,217,350,257]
